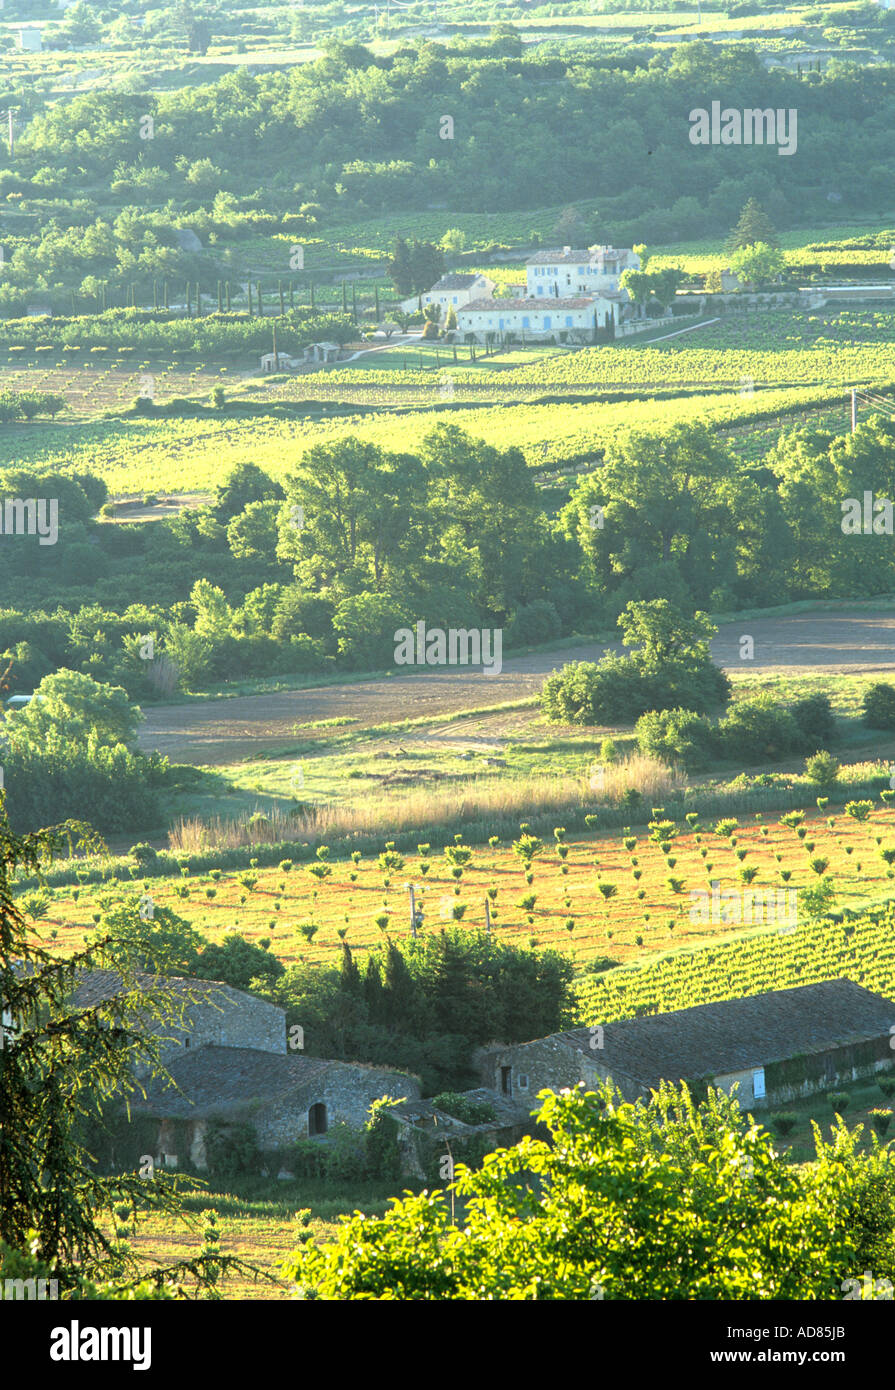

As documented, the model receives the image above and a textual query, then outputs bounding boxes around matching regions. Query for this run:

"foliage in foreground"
[0,795,259,1297]
[284,1081,895,1300]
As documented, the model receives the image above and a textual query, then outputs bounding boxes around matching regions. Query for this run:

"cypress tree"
[339,941,362,997]
[363,956,386,1025]
[383,940,420,1031]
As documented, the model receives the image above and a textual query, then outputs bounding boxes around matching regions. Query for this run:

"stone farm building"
[69,970,417,1170]
[71,968,285,1066]
[131,1048,420,1169]
[475,981,895,1110]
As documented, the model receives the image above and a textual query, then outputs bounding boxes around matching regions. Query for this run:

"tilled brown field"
[137,608,895,765]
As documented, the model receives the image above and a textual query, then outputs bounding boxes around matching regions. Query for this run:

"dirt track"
[137,608,895,765]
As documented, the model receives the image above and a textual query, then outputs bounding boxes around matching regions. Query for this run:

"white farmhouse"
[18,27,42,50]
[457,295,615,345]
[526,245,640,298]
[400,273,495,315]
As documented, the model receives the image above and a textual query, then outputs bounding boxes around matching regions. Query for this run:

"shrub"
[791,693,836,747]
[635,707,717,770]
[845,800,874,822]
[805,750,840,790]
[714,818,738,838]
[863,682,895,730]
[769,1112,798,1137]
[717,696,802,763]
[431,1092,496,1125]
[205,1120,261,1178]
[129,842,158,868]
[827,1091,850,1114]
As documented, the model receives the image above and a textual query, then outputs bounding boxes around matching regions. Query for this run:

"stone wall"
[155,985,286,1061]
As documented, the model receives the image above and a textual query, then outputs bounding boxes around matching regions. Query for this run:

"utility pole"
[484,897,492,933]
[6,108,14,158]
[851,387,857,434]
[406,882,422,937]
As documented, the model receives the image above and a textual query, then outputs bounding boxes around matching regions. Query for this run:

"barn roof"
[70,969,230,1009]
[131,1047,417,1118]
[537,981,895,1089]
[131,1047,334,1117]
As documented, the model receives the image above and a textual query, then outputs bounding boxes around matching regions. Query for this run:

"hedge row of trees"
[0,308,356,356]
[13,412,895,699]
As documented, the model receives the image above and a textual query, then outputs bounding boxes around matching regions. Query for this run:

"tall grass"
[169,755,686,853]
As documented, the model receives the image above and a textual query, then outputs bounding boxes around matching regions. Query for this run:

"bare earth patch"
[138,608,895,765]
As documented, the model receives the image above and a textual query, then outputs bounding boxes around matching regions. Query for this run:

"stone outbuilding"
[387,1088,533,1179]
[131,1047,420,1167]
[475,980,895,1111]
[70,968,286,1067]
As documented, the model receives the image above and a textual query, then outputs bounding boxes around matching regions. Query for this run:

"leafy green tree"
[542,599,729,726]
[285,1082,854,1299]
[440,228,467,255]
[730,242,786,287]
[619,268,653,318]
[409,241,445,295]
[565,422,786,610]
[618,599,717,669]
[213,462,284,523]
[279,437,430,594]
[4,669,142,751]
[193,933,285,992]
[89,898,208,976]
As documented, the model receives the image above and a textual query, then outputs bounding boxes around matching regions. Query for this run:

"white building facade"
[525,246,640,298]
[457,296,608,344]
[400,273,495,315]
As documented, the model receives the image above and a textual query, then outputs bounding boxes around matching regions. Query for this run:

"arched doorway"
[308,1102,327,1136]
